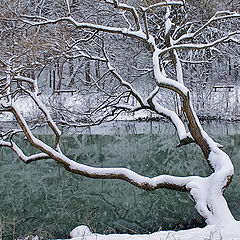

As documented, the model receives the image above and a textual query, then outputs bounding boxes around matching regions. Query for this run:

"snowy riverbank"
[68,225,240,240]
[2,93,240,124]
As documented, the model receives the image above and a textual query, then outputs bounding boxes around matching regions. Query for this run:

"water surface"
[0,121,240,239]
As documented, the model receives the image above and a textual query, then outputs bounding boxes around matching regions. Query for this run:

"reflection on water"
[0,121,240,239]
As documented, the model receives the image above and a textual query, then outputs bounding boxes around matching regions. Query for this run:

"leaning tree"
[0,0,240,231]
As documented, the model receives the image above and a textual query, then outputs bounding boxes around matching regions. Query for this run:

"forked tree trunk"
[181,93,237,228]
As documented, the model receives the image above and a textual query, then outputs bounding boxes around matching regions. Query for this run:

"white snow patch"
[70,225,92,238]
[0,112,14,121]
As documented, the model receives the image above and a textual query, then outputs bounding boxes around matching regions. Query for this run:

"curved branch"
[148,98,189,142]
[11,141,49,163]
[0,140,11,147]
[151,49,218,162]
[22,16,148,42]
[9,100,194,192]
[16,78,62,152]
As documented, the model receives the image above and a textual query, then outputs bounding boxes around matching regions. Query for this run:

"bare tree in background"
[0,0,240,230]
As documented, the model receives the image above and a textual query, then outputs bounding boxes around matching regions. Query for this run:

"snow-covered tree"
[0,0,240,231]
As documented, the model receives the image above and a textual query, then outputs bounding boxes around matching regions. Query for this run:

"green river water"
[0,121,240,239]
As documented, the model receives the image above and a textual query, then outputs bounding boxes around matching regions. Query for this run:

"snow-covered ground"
[68,225,240,240]
[18,224,240,240]
[2,86,240,124]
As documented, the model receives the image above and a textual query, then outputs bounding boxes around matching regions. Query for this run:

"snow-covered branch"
[192,11,240,39]
[0,140,11,147]
[161,31,240,54]
[11,141,49,163]
[18,83,62,152]
[141,1,184,12]
[22,16,148,42]
[173,11,240,43]
[7,98,195,192]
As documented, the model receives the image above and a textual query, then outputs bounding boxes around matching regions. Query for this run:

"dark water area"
[0,121,240,239]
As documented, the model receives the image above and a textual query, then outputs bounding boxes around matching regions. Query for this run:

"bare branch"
[142,10,150,40]
[105,0,142,31]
